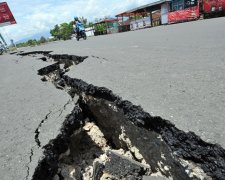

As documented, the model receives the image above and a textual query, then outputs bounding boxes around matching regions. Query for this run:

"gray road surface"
[0,55,74,180]
[29,17,225,146]
[1,17,225,179]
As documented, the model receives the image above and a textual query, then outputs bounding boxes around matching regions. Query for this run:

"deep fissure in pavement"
[19,52,225,180]
[17,51,88,180]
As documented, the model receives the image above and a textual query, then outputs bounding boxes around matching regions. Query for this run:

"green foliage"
[94,23,107,32]
[60,23,74,40]
[39,36,47,44]
[16,36,49,48]
[15,17,95,48]
[79,17,88,28]
[15,17,94,48]
[49,17,94,40]
[50,25,61,40]
[16,42,27,48]
[79,17,94,28]
[50,23,73,40]
[27,39,37,46]
[88,22,94,27]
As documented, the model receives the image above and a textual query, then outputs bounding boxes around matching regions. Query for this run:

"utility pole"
[0,32,7,46]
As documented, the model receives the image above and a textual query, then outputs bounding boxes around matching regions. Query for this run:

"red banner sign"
[203,0,225,13]
[0,2,16,27]
[168,5,200,24]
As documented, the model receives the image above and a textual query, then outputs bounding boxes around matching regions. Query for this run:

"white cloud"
[1,0,154,42]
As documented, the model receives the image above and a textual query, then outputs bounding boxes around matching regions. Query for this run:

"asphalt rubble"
[18,51,225,180]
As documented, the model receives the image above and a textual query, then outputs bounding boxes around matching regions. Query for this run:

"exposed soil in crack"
[18,51,225,180]
[32,105,84,180]
[62,76,225,180]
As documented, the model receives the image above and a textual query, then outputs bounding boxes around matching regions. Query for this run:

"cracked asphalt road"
[0,17,225,179]
[0,55,74,180]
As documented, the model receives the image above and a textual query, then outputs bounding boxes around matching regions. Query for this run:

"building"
[93,18,119,36]
[115,0,171,32]
[116,0,225,28]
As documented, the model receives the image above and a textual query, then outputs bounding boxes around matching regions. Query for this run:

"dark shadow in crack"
[63,77,225,180]
[58,130,105,180]
[32,107,105,180]
[80,98,189,180]
[30,52,225,180]
[32,105,84,180]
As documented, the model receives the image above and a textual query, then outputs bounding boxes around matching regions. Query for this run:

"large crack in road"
[18,51,225,180]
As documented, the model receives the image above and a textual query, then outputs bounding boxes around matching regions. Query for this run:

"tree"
[16,42,27,48]
[49,17,93,40]
[88,22,94,28]
[39,36,47,44]
[59,22,73,40]
[27,39,37,46]
[79,17,88,28]
[16,37,49,48]
[50,23,73,40]
[95,23,107,32]
[50,25,61,40]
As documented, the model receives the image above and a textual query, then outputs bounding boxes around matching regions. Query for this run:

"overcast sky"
[1,0,154,43]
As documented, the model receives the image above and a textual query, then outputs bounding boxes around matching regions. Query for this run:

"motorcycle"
[76,22,87,41]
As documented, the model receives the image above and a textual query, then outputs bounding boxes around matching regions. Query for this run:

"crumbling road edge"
[18,51,225,180]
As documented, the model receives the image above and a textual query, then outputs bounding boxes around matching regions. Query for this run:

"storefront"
[130,16,151,30]
[116,0,172,31]
[93,19,119,36]
[168,0,199,23]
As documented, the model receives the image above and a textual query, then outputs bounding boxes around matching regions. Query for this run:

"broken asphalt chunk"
[104,150,150,179]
